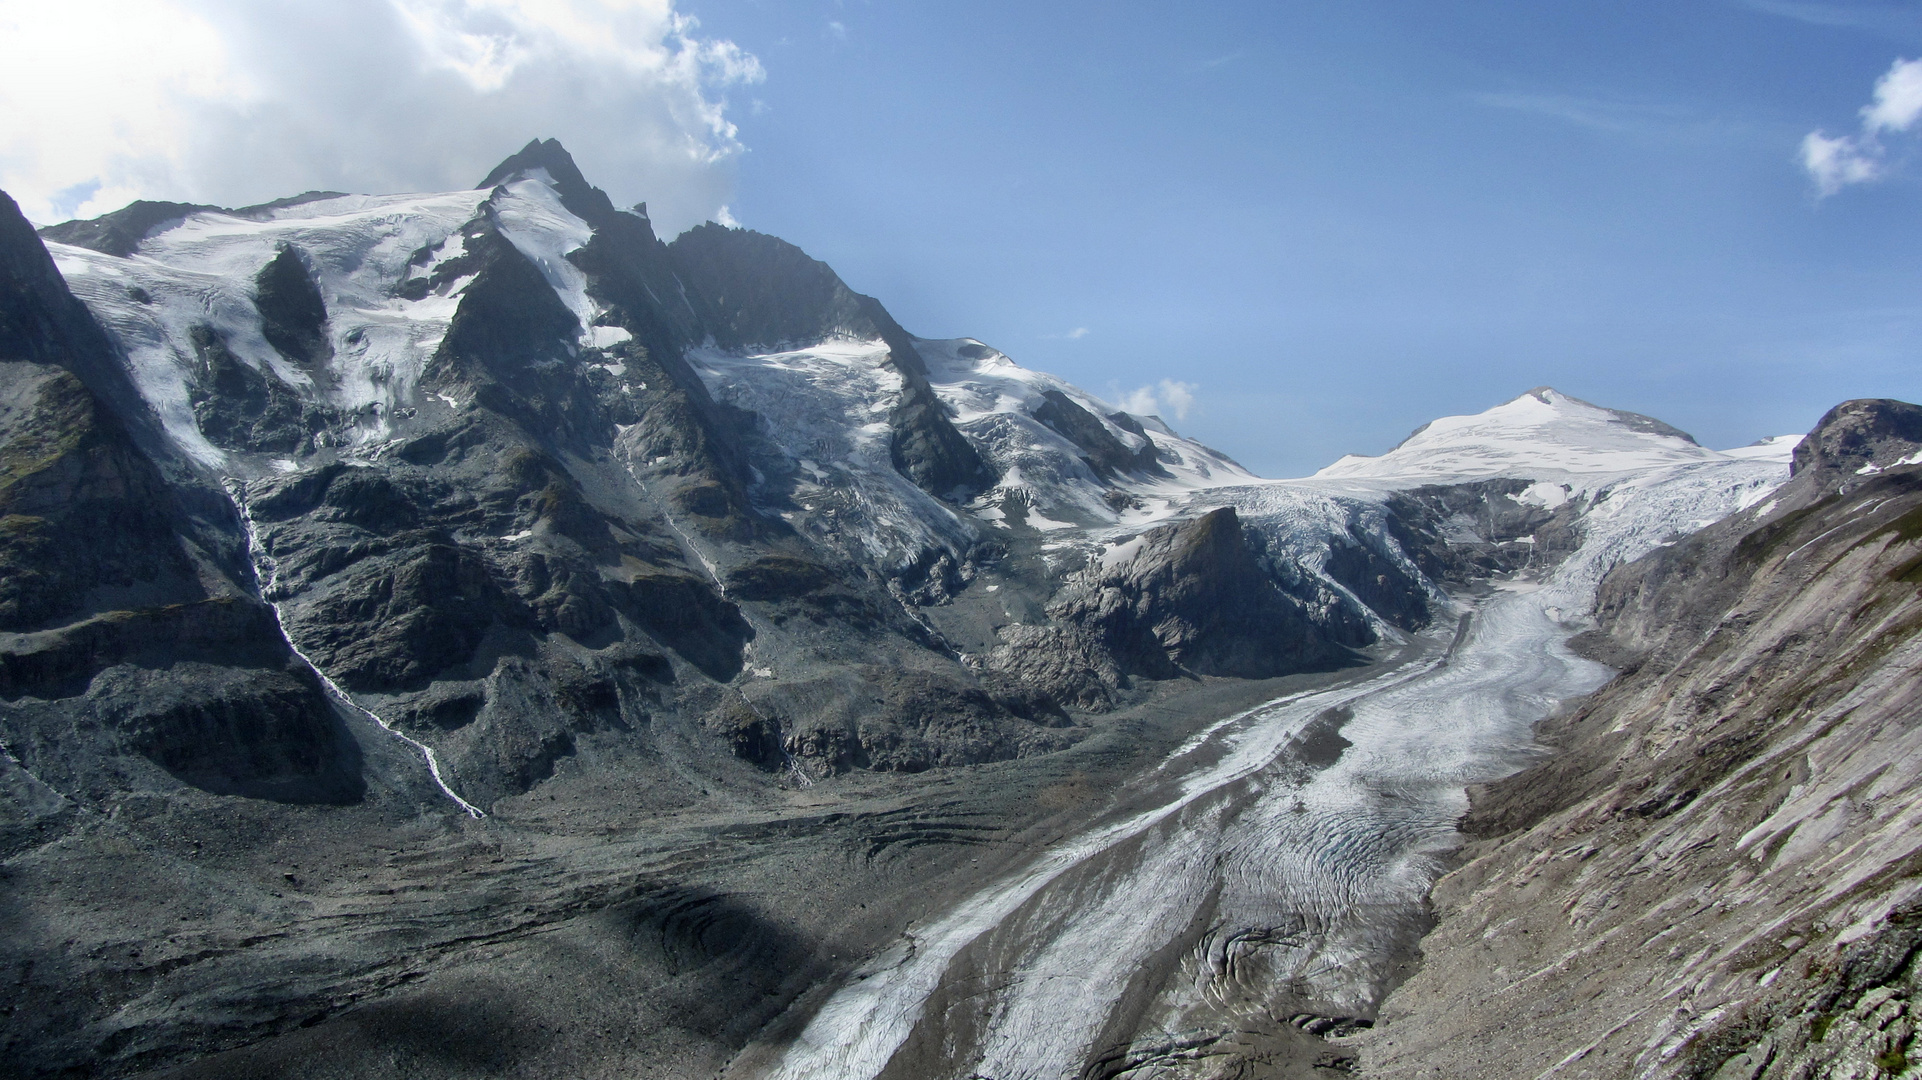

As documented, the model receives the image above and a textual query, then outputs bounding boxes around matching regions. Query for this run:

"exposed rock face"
[1,192,166,445]
[667,222,994,500]
[1790,397,1922,490]
[1031,389,1165,481]
[0,360,193,628]
[1384,477,1587,586]
[253,245,331,370]
[1359,402,1922,1080]
[188,324,334,454]
[1045,507,1359,682]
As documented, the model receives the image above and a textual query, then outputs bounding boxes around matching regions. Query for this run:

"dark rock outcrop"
[1049,507,1360,681]
[188,324,333,454]
[254,245,331,370]
[3,192,170,450]
[1031,389,1165,481]
[1789,397,1922,492]
[0,361,196,629]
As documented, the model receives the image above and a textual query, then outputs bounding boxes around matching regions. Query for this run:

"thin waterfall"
[226,481,486,819]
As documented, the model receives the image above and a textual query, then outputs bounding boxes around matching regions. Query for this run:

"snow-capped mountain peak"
[1311,386,1723,488]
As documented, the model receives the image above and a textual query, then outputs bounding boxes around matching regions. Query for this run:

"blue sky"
[2,1,1919,476]
[678,0,1922,475]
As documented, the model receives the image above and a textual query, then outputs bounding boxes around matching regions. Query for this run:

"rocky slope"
[1356,399,1922,1079]
[0,188,359,826]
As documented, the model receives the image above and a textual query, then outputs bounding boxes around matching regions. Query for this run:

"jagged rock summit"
[12,138,1411,814]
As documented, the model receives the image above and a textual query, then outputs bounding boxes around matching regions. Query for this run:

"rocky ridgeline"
[0,141,1487,1076]
[1359,399,1922,1079]
[0,138,1466,821]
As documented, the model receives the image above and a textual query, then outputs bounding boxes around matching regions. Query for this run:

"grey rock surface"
[1048,506,1361,681]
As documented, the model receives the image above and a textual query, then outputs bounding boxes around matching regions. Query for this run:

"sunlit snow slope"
[1313,387,1721,488]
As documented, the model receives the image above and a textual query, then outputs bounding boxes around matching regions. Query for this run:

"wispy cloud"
[1470,91,1708,137]
[1200,49,1246,70]
[1737,0,1922,41]
[1043,326,1091,340]
[1109,379,1198,422]
[1801,56,1922,195]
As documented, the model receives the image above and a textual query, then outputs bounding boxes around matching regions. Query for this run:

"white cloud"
[1864,56,1922,131]
[1158,380,1196,420]
[1802,130,1881,195]
[1110,379,1198,422]
[0,0,763,233]
[1801,57,1922,196]
[1043,326,1090,340]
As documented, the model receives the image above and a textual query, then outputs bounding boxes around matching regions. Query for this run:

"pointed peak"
[1503,386,1589,411]
[476,138,617,226]
[477,138,583,191]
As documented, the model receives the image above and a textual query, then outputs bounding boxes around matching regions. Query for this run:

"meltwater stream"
[761,582,1610,1080]
[226,484,486,819]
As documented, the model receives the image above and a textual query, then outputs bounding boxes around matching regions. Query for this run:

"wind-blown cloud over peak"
[0,0,762,234]
[1801,56,1922,196]
[1111,379,1198,423]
